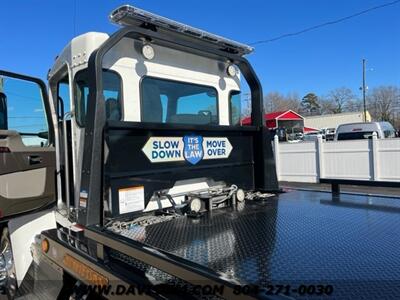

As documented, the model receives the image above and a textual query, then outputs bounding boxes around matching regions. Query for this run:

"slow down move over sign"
[142,136,233,165]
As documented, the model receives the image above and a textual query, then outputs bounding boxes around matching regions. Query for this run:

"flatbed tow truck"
[1,5,400,300]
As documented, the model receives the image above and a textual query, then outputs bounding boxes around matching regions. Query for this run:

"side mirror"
[38,131,49,140]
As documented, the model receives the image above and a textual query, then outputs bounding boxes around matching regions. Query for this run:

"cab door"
[0,70,55,219]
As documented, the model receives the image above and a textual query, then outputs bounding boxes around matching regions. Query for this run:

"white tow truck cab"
[1,5,278,298]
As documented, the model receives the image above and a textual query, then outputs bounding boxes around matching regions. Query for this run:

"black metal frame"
[84,226,265,300]
[0,70,55,145]
[80,25,278,226]
[320,178,400,195]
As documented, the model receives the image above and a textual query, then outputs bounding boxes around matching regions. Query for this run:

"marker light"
[236,189,245,202]
[142,44,155,60]
[63,254,109,286]
[110,5,254,56]
[41,239,49,253]
[227,64,237,77]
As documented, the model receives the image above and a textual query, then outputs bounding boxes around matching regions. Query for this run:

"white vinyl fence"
[273,134,400,183]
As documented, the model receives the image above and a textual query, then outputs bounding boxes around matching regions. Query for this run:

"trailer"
[1,5,400,300]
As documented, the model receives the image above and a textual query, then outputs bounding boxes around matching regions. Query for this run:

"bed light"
[236,189,245,202]
[189,197,202,213]
[142,44,155,60]
[227,64,237,77]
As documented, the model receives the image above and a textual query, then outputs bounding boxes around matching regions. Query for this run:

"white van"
[335,122,396,140]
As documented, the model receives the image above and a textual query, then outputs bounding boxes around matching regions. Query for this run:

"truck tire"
[0,228,17,300]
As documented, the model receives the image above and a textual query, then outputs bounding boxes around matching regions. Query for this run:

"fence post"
[274,135,280,181]
[316,135,324,182]
[371,132,378,181]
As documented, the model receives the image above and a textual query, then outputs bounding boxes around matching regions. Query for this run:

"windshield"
[141,77,218,125]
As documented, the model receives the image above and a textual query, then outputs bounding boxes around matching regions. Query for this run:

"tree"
[345,99,363,112]
[285,92,302,112]
[327,87,354,113]
[264,92,301,112]
[319,97,336,114]
[301,93,320,115]
[368,86,400,122]
[264,92,285,112]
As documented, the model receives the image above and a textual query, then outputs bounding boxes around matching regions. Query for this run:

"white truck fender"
[8,209,56,286]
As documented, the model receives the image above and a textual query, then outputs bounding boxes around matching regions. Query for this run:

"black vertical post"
[362,59,367,122]
[237,58,279,192]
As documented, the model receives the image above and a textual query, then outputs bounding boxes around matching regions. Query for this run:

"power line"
[250,0,400,45]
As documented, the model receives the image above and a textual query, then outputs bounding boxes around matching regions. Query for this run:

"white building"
[304,111,371,131]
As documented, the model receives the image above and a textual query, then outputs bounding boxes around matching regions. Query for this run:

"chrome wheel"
[0,228,16,300]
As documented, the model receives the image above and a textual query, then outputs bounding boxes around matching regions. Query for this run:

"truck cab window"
[57,76,71,118]
[141,77,218,125]
[229,91,241,125]
[384,129,395,138]
[74,70,122,126]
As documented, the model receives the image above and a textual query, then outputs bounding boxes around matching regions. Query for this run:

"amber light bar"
[109,5,254,56]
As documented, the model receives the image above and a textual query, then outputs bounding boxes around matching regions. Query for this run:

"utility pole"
[362,59,367,122]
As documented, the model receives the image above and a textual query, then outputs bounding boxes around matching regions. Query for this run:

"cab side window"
[74,70,122,127]
[229,91,241,125]
[57,76,71,118]
[384,130,395,138]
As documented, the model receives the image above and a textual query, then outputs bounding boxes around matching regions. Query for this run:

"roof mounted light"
[109,5,254,56]
[142,44,155,60]
[227,64,237,77]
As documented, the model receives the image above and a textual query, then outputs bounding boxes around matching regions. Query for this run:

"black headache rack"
[79,18,279,227]
[105,121,261,218]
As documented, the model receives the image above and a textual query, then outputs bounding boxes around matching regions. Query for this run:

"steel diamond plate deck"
[112,190,400,298]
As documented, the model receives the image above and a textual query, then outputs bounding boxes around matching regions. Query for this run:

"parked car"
[295,132,304,140]
[303,131,323,141]
[335,122,396,141]
[321,127,336,141]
